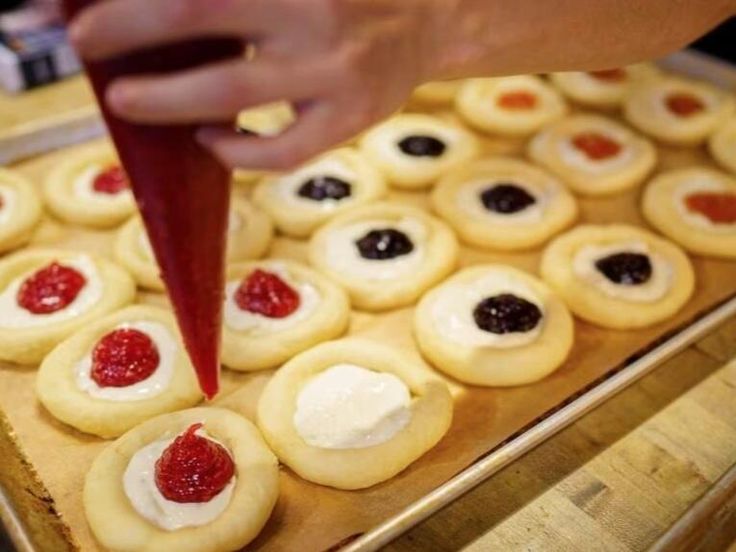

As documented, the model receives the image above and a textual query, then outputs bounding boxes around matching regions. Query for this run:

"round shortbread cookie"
[708,117,736,175]
[0,168,43,254]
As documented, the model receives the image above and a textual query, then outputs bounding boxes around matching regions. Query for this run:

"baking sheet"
[2,51,736,552]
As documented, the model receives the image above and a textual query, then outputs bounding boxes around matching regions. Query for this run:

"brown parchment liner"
[2,96,736,552]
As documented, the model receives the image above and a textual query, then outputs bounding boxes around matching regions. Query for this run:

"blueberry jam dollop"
[398,135,447,158]
[595,252,652,285]
[356,228,414,260]
[480,183,537,214]
[297,176,352,201]
[473,293,542,334]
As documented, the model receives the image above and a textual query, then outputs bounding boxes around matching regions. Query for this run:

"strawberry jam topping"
[665,93,705,117]
[92,166,129,195]
[685,191,736,224]
[155,423,235,503]
[588,69,627,82]
[16,262,86,314]
[235,269,300,318]
[497,90,538,110]
[90,328,160,387]
[572,132,622,160]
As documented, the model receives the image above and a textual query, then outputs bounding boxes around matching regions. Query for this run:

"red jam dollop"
[235,269,300,318]
[16,262,86,314]
[588,69,627,82]
[90,328,160,387]
[685,191,736,224]
[92,165,129,195]
[665,93,705,117]
[497,90,538,110]
[155,423,235,503]
[572,132,622,160]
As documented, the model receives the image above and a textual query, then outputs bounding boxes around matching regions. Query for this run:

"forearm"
[427,0,736,80]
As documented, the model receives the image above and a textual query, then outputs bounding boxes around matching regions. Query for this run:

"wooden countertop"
[1,77,736,552]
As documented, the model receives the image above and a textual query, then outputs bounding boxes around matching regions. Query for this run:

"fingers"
[69,0,272,60]
[106,59,327,124]
[197,102,357,171]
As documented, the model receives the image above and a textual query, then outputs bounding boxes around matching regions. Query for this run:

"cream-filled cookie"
[540,224,695,329]
[257,338,452,490]
[0,168,43,254]
[527,114,657,196]
[411,80,464,106]
[222,260,350,371]
[43,141,136,228]
[455,75,568,136]
[623,77,735,146]
[414,265,573,386]
[37,305,202,438]
[358,113,479,189]
[549,63,661,109]
[116,198,272,291]
[309,202,458,311]
[431,157,578,250]
[253,148,387,237]
[84,407,279,552]
[0,249,135,364]
[642,167,736,259]
[709,117,736,175]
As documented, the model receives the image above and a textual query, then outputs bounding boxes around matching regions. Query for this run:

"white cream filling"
[674,178,736,233]
[123,427,236,531]
[293,364,411,449]
[649,87,717,122]
[75,321,177,402]
[456,178,547,224]
[0,255,103,329]
[72,164,133,205]
[558,131,635,174]
[573,241,673,302]
[324,217,427,280]
[274,157,357,212]
[430,271,544,348]
[0,185,17,225]
[224,262,320,334]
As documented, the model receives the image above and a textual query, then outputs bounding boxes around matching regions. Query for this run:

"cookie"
[84,407,279,552]
[527,114,657,196]
[37,305,202,438]
[0,168,43,254]
[308,202,459,311]
[540,224,695,329]
[256,338,452,489]
[414,265,574,386]
[222,259,350,371]
[253,147,387,237]
[709,117,736,175]
[455,75,568,136]
[642,166,736,259]
[431,157,578,250]
[411,80,464,106]
[358,113,479,189]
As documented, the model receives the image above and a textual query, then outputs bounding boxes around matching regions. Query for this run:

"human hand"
[68,0,441,170]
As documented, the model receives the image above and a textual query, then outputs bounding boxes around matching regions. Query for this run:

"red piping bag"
[63,0,243,399]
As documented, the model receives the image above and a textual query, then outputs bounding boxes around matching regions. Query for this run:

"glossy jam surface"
[93,166,128,194]
[595,252,652,285]
[62,0,243,399]
[497,90,538,110]
[356,228,414,260]
[398,136,446,157]
[235,269,300,318]
[154,423,235,503]
[480,183,536,214]
[572,132,622,160]
[91,328,160,387]
[297,176,352,201]
[17,262,86,314]
[666,93,705,117]
[588,69,627,82]
[473,294,542,334]
[685,191,736,224]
